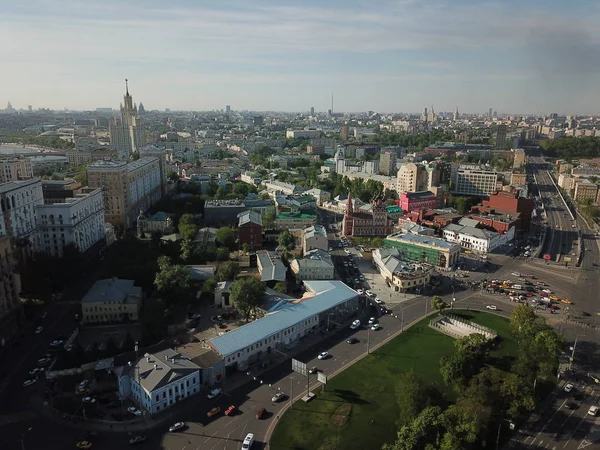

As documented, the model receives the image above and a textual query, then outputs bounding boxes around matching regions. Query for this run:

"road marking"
[578,440,593,449]
[204,432,217,443]
[530,399,567,446]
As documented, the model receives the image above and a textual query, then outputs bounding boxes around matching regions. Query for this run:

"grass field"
[269,310,514,450]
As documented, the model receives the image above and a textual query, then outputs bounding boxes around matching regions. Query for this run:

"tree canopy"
[229,277,266,320]
[215,226,236,250]
[540,136,600,160]
[178,213,198,241]
[154,256,194,305]
[216,261,240,281]
[277,230,296,251]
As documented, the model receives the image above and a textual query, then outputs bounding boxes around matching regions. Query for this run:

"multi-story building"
[0,178,44,253]
[397,191,437,213]
[263,180,302,196]
[573,179,598,203]
[304,189,331,206]
[240,172,262,186]
[117,348,201,414]
[275,211,317,230]
[256,251,287,283]
[302,225,328,255]
[558,174,575,191]
[471,189,534,231]
[363,160,380,175]
[36,188,105,257]
[342,195,394,237]
[372,248,433,292]
[208,281,359,372]
[41,180,82,204]
[290,249,335,281]
[379,150,397,176]
[558,163,574,175]
[510,172,527,185]
[340,125,350,141]
[396,163,423,193]
[65,148,118,166]
[237,210,263,251]
[87,157,162,229]
[81,278,143,324]
[0,157,33,183]
[383,232,460,269]
[453,167,498,196]
[138,145,173,196]
[0,235,22,349]
[306,144,325,155]
[109,80,146,158]
[512,148,526,169]
[443,223,515,254]
[496,125,507,149]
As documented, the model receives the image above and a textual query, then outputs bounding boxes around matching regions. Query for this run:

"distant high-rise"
[488,108,493,117]
[421,107,428,122]
[453,107,459,121]
[496,125,507,150]
[340,125,349,141]
[427,105,436,123]
[379,150,397,176]
[225,105,231,114]
[310,106,315,115]
[109,79,146,159]
[138,102,145,115]
[27,105,32,112]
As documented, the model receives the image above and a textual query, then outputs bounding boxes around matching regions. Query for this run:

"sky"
[2,0,600,114]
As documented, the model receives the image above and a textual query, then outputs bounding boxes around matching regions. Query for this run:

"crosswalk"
[0,411,35,427]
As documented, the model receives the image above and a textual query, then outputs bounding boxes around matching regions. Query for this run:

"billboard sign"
[543,254,552,261]
[292,359,307,377]
[317,372,328,384]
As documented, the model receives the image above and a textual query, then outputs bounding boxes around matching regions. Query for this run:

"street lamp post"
[21,427,32,450]
[367,326,371,354]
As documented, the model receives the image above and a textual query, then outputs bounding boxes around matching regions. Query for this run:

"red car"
[225,405,236,416]
[255,407,266,419]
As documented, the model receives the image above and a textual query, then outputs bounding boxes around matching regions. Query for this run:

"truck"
[539,297,551,305]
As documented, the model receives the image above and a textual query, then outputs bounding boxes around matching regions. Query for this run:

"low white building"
[302,225,328,255]
[117,349,201,414]
[263,180,301,196]
[36,188,105,256]
[290,249,335,281]
[304,188,331,206]
[372,248,433,292]
[257,250,287,282]
[443,223,515,254]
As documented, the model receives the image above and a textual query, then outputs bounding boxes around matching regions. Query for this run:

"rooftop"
[127,348,200,393]
[81,278,142,305]
[208,281,358,357]
[125,156,160,172]
[257,251,287,282]
[385,232,457,250]
[276,212,317,220]
[0,177,41,193]
[238,210,263,227]
[303,225,327,239]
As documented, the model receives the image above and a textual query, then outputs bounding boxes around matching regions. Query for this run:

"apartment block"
[573,179,598,203]
[396,163,423,193]
[0,178,44,250]
[453,167,498,196]
[87,157,162,229]
[512,148,526,169]
[0,157,33,183]
[36,188,105,257]
[558,174,575,191]
[0,235,22,349]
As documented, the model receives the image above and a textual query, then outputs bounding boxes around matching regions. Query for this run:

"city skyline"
[2,0,600,113]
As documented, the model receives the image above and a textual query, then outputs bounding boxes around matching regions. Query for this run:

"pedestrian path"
[0,411,36,427]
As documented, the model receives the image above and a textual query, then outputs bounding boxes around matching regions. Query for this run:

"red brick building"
[237,210,263,250]
[396,191,438,213]
[343,194,394,237]
[467,214,518,234]
[471,189,533,231]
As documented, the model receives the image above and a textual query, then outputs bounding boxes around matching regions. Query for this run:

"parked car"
[350,320,360,330]
[207,407,221,418]
[129,435,146,445]
[589,405,599,416]
[346,338,359,344]
[224,405,237,416]
[318,351,329,360]
[368,317,376,324]
[255,407,266,419]
[29,368,44,377]
[486,305,497,310]
[371,323,380,331]
[22,379,36,388]
[34,326,43,334]
[561,299,572,304]
[309,367,319,374]
[566,402,579,410]
[127,406,142,416]
[49,340,64,347]
[374,298,383,304]
[271,392,285,403]
[82,397,96,404]
[169,422,185,432]
[207,388,222,399]
[38,357,52,366]
[564,383,574,393]
[76,441,93,449]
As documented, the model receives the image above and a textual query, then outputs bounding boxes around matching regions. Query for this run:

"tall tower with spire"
[109,79,146,159]
[453,107,459,121]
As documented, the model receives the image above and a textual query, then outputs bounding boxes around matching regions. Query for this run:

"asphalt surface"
[3,159,600,450]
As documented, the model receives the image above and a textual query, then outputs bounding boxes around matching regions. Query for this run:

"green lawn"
[269,310,514,450]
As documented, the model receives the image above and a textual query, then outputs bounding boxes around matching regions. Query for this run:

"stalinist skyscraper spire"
[109,79,146,159]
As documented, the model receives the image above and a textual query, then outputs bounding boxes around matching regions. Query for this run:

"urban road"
[3,183,600,450]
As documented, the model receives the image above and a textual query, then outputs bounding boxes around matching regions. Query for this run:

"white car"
[486,305,497,310]
[78,380,90,390]
[38,357,52,366]
[242,433,255,450]
[50,340,63,347]
[368,317,376,324]
[366,291,375,298]
[589,406,599,416]
[127,406,142,416]
[271,391,285,402]
[318,351,329,360]
[564,383,574,393]
[169,422,185,432]
[371,323,380,331]
[207,388,222,399]
[344,249,351,254]
[356,289,364,295]
[350,319,361,330]
[34,326,43,334]
[82,397,96,404]
[23,379,36,387]
[29,368,44,377]
[511,272,521,277]
[542,289,552,294]
[374,298,383,304]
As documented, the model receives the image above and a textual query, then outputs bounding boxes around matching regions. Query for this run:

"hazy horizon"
[3,0,600,114]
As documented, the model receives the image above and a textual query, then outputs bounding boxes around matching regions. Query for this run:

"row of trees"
[385,306,563,450]
[541,136,600,161]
